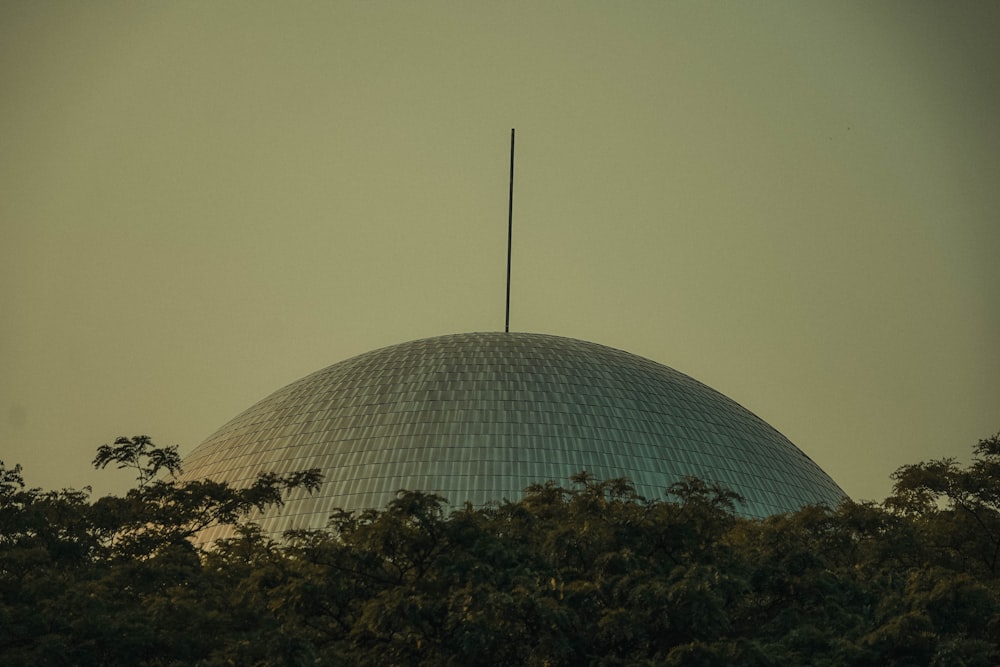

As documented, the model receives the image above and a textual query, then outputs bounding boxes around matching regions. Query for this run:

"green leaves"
[4,433,1000,664]
[93,435,182,488]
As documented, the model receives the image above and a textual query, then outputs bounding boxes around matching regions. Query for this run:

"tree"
[87,435,322,560]
[93,436,181,489]
[0,436,322,666]
[4,432,1000,665]
[887,433,1000,576]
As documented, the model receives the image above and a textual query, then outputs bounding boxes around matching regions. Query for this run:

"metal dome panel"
[180,332,846,539]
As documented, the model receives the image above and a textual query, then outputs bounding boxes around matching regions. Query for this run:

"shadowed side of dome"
[180,332,846,541]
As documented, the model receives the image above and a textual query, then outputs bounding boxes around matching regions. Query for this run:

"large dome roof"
[180,332,845,540]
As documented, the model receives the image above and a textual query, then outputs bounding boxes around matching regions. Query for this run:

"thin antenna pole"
[505,128,515,333]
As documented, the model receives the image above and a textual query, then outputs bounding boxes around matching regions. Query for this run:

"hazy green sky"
[2,1,998,502]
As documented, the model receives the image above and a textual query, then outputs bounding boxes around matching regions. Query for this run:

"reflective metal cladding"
[180,332,846,540]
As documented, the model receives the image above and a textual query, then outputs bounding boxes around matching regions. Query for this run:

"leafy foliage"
[1,433,999,665]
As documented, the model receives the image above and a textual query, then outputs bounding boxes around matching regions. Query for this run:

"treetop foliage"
[1,433,999,666]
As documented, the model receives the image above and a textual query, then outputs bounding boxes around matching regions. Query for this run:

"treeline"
[2,435,1000,666]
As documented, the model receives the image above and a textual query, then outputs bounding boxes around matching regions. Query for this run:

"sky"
[2,1,998,503]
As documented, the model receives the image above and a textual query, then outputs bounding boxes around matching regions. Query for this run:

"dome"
[180,332,846,540]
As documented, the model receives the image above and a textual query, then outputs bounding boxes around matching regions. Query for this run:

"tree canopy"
[1,433,999,666]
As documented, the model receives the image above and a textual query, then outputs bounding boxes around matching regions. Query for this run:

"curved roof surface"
[180,332,846,539]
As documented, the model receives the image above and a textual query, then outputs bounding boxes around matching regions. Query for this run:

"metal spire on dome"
[505,128,515,333]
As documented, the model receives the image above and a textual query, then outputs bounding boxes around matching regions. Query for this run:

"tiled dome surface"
[180,332,845,539]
